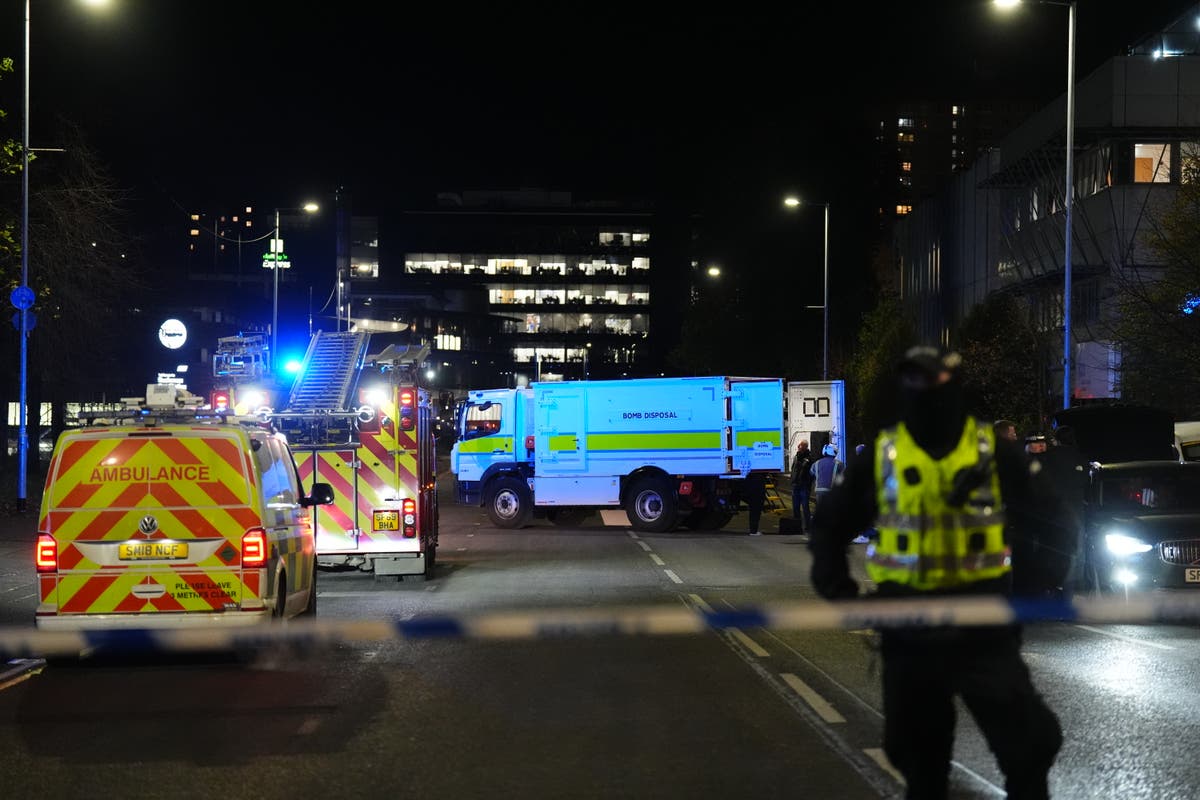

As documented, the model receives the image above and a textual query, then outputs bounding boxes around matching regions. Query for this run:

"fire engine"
[273,332,439,581]
[210,332,277,414]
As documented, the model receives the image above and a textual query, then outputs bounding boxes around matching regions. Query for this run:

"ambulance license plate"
[373,510,400,531]
[119,542,189,560]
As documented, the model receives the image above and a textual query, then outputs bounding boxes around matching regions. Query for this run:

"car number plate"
[373,510,400,531]
[118,541,189,561]
[1186,568,1200,583]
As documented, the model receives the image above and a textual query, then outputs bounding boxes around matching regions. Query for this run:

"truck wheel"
[486,476,532,528]
[424,543,437,577]
[626,475,678,533]
[300,563,317,616]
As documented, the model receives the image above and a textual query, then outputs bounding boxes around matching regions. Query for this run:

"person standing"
[809,443,844,506]
[790,440,816,532]
[993,419,1019,443]
[809,345,1066,800]
[743,472,767,536]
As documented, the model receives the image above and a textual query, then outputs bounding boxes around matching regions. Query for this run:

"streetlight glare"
[784,196,800,207]
[994,0,1022,9]
[706,266,721,277]
[303,202,320,212]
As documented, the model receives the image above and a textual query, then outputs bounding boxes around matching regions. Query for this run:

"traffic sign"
[9,285,34,311]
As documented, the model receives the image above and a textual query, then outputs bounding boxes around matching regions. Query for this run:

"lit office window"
[898,117,914,128]
[1134,143,1172,183]
[901,162,912,172]
[435,334,461,351]
[896,205,912,215]
[189,229,200,237]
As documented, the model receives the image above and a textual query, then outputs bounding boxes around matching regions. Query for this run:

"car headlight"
[1105,532,1153,556]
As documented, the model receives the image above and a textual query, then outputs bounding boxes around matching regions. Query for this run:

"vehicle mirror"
[304,482,335,506]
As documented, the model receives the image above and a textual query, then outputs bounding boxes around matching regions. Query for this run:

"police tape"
[4,592,1200,658]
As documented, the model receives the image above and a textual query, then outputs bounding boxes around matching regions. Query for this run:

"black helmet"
[898,345,962,389]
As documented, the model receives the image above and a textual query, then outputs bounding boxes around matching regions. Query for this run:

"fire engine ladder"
[284,330,372,412]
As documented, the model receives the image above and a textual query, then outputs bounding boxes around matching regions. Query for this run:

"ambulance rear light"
[525,435,535,452]
[242,527,268,567]
[211,391,230,412]
[402,498,416,538]
[399,387,416,431]
[35,534,57,572]
[679,481,694,496]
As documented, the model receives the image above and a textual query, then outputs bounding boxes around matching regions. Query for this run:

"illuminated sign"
[262,252,292,270]
[157,319,187,350]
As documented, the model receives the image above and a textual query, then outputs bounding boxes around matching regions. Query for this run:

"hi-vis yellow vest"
[865,416,1011,591]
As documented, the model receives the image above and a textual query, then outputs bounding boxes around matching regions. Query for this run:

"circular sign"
[10,285,35,311]
[157,318,188,350]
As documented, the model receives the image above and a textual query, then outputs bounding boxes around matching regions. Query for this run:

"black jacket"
[808,434,1072,600]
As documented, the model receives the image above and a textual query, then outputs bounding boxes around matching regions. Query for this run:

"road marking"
[663,569,683,584]
[1075,624,1175,650]
[688,594,713,612]
[467,533,474,537]
[0,659,44,692]
[627,531,640,540]
[781,672,845,723]
[298,716,321,735]
[730,627,769,657]
[863,748,905,785]
[457,547,467,551]
[637,541,652,552]
[649,554,665,566]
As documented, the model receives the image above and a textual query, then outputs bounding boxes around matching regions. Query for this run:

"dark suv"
[1073,461,1200,593]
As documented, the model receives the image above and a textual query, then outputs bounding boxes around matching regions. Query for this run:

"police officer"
[809,443,844,501]
[809,345,1065,800]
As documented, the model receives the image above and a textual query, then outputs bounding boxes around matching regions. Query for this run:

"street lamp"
[784,196,830,380]
[995,0,1076,409]
[269,203,320,365]
[14,0,109,513]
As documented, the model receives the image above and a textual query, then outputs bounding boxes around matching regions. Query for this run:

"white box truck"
[450,376,785,532]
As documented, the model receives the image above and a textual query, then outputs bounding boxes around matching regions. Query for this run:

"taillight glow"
[679,481,693,496]
[242,527,268,567]
[399,387,416,431]
[35,534,57,572]
[402,498,417,538]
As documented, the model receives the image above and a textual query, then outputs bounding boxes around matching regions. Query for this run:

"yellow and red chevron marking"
[48,431,253,511]
[47,569,251,614]
[297,450,359,548]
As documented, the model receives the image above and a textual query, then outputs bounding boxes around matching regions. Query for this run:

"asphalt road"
[0,486,1199,799]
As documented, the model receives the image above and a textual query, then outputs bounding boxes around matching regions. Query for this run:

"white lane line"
[863,749,905,786]
[781,672,845,723]
[467,533,474,537]
[730,627,770,657]
[637,541,652,552]
[457,547,467,551]
[1075,624,1175,650]
[663,569,683,584]
[690,592,767,655]
[627,531,640,540]
[649,554,665,566]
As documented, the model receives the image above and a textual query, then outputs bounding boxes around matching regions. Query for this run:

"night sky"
[2,2,1188,214]
[1,0,1195,352]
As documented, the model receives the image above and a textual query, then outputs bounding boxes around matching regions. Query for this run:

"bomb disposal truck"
[451,376,784,532]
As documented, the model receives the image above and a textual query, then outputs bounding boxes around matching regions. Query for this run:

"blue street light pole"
[16,0,33,513]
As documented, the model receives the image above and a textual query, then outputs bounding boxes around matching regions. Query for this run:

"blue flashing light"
[284,359,304,374]
[1181,294,1200,315]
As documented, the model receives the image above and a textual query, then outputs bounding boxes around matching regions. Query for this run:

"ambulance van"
[34,402,334,630]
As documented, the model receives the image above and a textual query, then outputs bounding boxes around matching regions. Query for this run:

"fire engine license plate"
[373,510,400,531]
[1186,568,1200,583]
[119,542,189,561]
